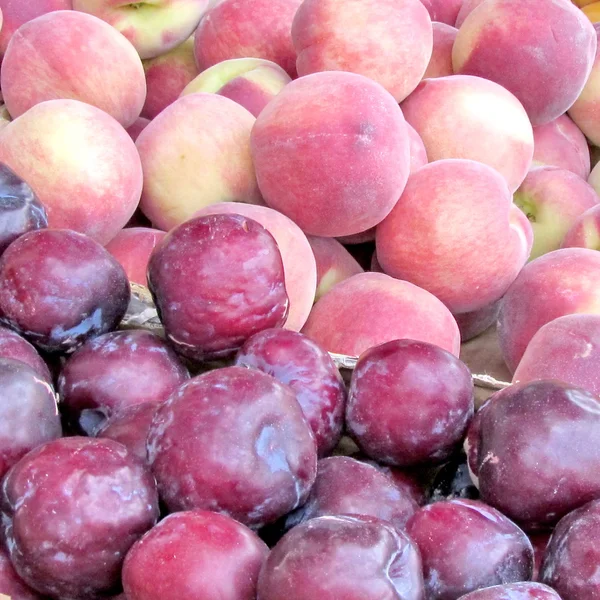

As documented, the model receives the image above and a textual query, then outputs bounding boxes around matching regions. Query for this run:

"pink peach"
[126,117,150,143]
[561,204,600,250]
[420,0,464,25]
[423,22,458,79]
[454,300,502,342]
[408,122,429,173]
[455,0,484,27]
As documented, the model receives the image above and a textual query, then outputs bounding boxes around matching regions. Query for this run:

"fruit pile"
[0,0,600,599]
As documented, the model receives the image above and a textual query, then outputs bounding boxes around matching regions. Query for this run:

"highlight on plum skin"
[457,582,562,599]
[0,325,52,383]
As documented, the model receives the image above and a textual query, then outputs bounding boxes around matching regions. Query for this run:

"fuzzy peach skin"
[301,272,461,358]
[307,236,363,302]
[455,0,484,27]
[105,227,166,287]
[0,99,142,244]
[454,300,501,342]
[513,166,600,260]
[292,0,433,103]
[453,0,597,126]
[420,0,464,25]
[497,248,600,372]
[407,123,428,173]
[1,11,145,128]
[376,159,533,314]
[423,23,457,79]
[195,202,317,332]
[251,72,411,237]
[126,117,150,142]
[72,0,209,59]
[0,0,72,61]
[561,204,600,249]
[401,75,534,192]
[141,35,197,120]
[194,0,303,78]
[531,114,591,180]
[136,93,262,231]
[568,24,600,146]
[181,58,291,117]
[512,314,600,397]
[336,229,377,245]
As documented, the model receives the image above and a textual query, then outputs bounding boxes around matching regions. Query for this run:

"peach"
[401,75,534,192]
[512,314,600,397]
[301,272,461,358]
[1,11,145,128]
[423,23,457,79]
[136,93,262,231]
[0,0,72,61]
[195,202,317,332]
[105,227,166,287]
[452,0,597,126]
[194,0,303,78]
[583,2,600,23]
[454,300,501,342]
[376,159,533,314]
[408,123,429,173]
[181,58,291,117]
[336,229,377,245]
[531,114,591,180]
[568,24,600,146]
[72,0,209,59]
[420,0,464,25]
[126,117,150,142]
[292,0,433,103]
[455,0,484,27]
[307,236,364,302]
[141,35,198,120]
[251,72,411,237]
[497,248,600,372]
[561,204,600,250]
[513,166,599,260]
[0,99,143,245]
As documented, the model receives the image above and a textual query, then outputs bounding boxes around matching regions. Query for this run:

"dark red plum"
[285,456,418,532]
[147,214,289,362]
[540,499,600,599]
[466,380,600,530]
[235,328,346,456]
[457,583,561,599]
[2,437,160,600]
[347,340,474,467]
[0,359,61,479]
[0,229,130,353]
[122,510,269,600]
[0,546,45,600]
[95,402,161,464]
[0,325,51,383]
[0,164,47,255]
[147,366,317,528]
[257,514,425,600]
[58,330,189,435]
[406,499,534,600]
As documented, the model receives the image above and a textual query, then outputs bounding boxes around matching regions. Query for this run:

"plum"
[0,229,130,353]
[2,437,159,600]
[529,532,552,581]
[284,456,419,532]
[540,499,600,599]
[257,514,425,600]
[122,510,269,600]
[0,546,44,600]
[466,380,600,529]
[457,583,561,599]
[147,366,317,528]
[147,214,289,361]
[0,359,61,479]
[0,325,51,383]
[58,330,189,435]
[235,328,346,456]
[0,163,47,255]
[406,499,534,599]
[346,340,474,467]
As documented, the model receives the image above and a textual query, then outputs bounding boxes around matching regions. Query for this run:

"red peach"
[336,229,377,245]
[301,272,461,358]
[407,122,428,173]
[420,0,464,25]
[562,203,600,250]
[455,0,484,27]
[126,117,150,142]
[423,22,458,79]
[292,0,433,102]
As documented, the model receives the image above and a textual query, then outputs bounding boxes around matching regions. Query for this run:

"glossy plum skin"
[147,366,317,528]
[147,214,289,361]
[0,163,47,255]
[0,229,130,353]
[58,330,189,435]
[123,510,269,600]
[0,359,61,479]
[540,499,600,599]
[235,328,346,456]
[406,499,534,600]
[2,437,160,600]
[257,514,425,600]
[0,325,51,382]
[457,583,561,599]
[347,340,474,467]
[466,380,600,530]
[0,546,44,600]
[285,456,419,532]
